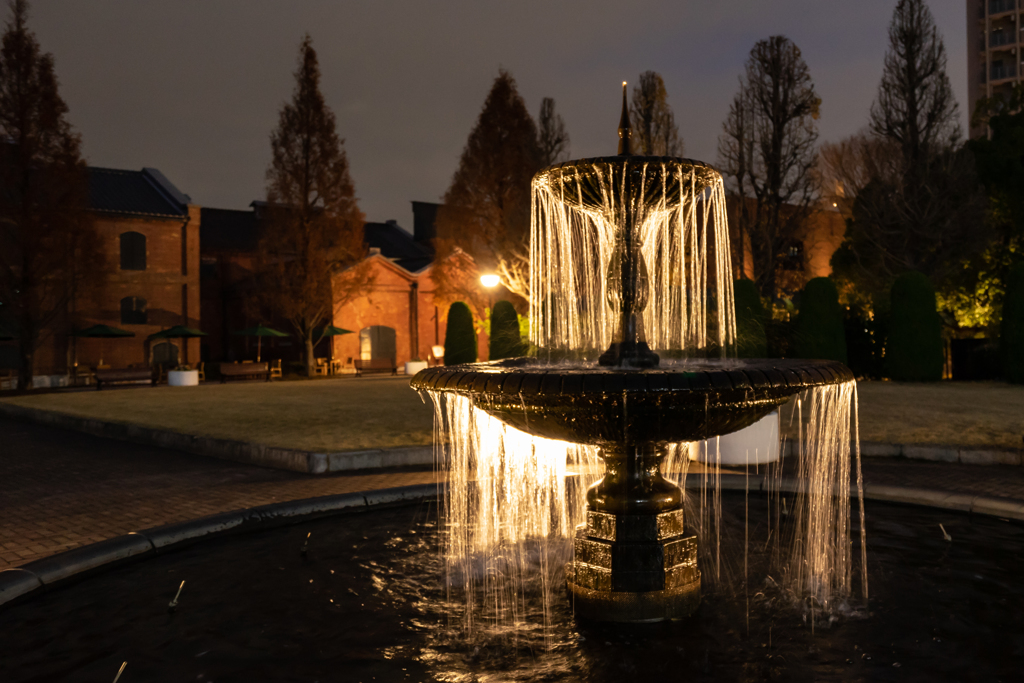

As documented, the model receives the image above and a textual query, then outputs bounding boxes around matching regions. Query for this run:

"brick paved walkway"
[3,417,1024,571]
[0,418,436,569]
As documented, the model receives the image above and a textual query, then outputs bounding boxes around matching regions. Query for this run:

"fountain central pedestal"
[567,443,700,621]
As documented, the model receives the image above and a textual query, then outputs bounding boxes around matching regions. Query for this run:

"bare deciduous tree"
[252,34,370,376]
[0,0,100,390]
[537,96,569,167]
[869,0,958,172]
[717,36,820,300]
[630,71,683,157]
[833,0,982,297]
[434,70,541,309]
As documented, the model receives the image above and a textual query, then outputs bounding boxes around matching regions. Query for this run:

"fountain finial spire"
[618,81,632,155]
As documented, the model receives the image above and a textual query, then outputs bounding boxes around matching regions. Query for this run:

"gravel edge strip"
[0,402,433,474]
[0,482,441,609]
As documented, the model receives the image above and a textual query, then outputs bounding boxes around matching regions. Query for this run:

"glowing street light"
[480,274,500,288]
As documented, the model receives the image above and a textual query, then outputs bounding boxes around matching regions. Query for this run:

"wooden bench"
[220,362,271,383]
[94,368,155,390]
[353,358,397,376]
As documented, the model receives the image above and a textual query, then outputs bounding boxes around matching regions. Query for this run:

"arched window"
[120,296,147,325]
[120,231,146,270]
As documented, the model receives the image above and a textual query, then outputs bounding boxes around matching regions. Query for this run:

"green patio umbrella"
[71,324,136,369]
[315,325,354,337]
[232,324,289,363]
[149,325,207,340]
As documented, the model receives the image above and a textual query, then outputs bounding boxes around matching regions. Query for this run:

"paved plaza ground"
[3,413,1024,572]
[2,377,1023,452]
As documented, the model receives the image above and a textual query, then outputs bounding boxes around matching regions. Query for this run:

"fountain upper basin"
[411,357,852,447]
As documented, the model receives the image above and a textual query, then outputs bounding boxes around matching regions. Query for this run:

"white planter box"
[404,361,428,376]
[694,410,780,465]
[168,369,200,387]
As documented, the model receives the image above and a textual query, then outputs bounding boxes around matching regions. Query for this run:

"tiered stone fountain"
[411,86,852,622]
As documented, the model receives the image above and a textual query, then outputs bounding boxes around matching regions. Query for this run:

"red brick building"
[18,167,200,384]
[199,201,451,371]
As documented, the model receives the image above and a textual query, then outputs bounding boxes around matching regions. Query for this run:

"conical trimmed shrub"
[489,300,523,360]
[885,271,943,381]
[1000,262,1024,383]
[794,277,847,363]
[733,278,767,358]
[444,302,477,365]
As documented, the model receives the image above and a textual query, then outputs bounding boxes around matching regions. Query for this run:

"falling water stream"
[429,382,866,643]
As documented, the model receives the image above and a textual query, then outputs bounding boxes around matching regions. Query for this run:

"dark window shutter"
[120,232,147,270]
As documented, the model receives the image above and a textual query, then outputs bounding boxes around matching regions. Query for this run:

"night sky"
[28,1,967,229]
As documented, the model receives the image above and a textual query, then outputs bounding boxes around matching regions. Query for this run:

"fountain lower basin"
[413,357,853,622]
[412,358,853,446]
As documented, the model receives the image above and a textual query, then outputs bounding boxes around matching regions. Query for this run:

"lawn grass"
[0,376,434,453]
[781,380,1024,450]
[3,377,1023,452]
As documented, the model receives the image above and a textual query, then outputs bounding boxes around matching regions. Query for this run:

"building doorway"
[359,326,396,363]
[151,341,179,368]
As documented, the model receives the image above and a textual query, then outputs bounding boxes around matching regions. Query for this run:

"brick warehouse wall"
[331,256,462,369]
[33,205,202,375]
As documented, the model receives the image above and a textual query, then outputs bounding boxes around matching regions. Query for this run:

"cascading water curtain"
[785,381,863,611]
[660,383,867,615]
[429,392,601,637]
[530,160,736,359]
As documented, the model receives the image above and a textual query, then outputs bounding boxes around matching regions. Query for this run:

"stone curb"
[0,402,433,474]
[783,439,1023,466]
[0,483,441,609]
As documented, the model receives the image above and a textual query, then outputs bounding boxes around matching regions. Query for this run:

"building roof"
[364,220,433,272]
[88,167,190,218]
[200,207,260,252]
[198,206,435,273]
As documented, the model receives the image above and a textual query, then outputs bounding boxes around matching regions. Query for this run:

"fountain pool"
[0,494,1019,682]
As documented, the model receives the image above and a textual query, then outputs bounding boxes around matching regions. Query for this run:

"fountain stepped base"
[567,508,701,621]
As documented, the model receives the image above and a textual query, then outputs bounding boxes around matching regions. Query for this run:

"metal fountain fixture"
[411,84,853,623]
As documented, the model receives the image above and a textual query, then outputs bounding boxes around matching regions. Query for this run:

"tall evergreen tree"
[630,71,683,156]
[434,71,542,309]
[718,36,820,301]
[251,34,368,377]
[869,0,958,172]
[0,0,99,390]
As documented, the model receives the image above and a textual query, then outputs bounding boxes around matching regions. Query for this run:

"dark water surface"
[1,496,1022,682]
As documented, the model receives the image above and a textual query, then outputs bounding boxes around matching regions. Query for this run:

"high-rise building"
[968,0,1023,137]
